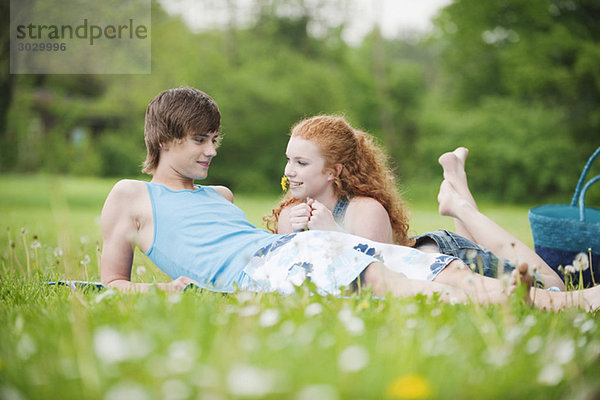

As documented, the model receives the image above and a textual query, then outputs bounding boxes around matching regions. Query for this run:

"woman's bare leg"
[365,261,599,311]
[363,262,511,306]
[512,263,600,311]
[437,173,565,290]
[438,147,477,240]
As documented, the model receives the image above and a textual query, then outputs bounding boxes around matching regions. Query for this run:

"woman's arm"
[344,197,394,243]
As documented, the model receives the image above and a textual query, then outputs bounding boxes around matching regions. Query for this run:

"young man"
[100,87,599,311]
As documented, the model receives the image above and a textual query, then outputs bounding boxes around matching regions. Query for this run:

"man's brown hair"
[142,87,221,174]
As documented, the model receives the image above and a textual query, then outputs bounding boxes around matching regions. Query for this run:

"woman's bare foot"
[438,147,478,210]
[437,179,474,219]
[509,263,534,305]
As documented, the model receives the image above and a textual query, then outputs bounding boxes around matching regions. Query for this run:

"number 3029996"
[17,42,67,52]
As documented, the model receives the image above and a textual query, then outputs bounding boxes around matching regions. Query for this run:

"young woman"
[265,115,565,290]
[265,115,413,246]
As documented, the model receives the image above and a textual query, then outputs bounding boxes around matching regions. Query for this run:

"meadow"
[1,175,598,400]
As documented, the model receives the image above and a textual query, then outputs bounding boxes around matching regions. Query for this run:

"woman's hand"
[289,202,312,232]
[306,199,338,231]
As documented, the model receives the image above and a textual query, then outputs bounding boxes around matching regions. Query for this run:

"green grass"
[1,174,599,399]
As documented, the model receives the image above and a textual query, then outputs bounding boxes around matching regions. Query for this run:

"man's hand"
[163,276,200,292]
[107,276,200,293]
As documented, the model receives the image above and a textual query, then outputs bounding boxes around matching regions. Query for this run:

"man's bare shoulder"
[210,185,234,203]
[102,180,149,212]
[109,179,148,197]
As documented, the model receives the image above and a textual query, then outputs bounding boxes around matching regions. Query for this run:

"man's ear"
[159,142,168,151]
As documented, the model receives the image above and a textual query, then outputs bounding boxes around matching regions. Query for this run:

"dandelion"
[554,339,575,365]
[573,252,589,271]
[239,334,259,352]
[580,319,595,334]
[404,303,418,315]
[30,241,41,249]
[80,236,89,244]
[338,345,369,372]
[260,309,280,327]
[386,374,433,399]
[281,176,289,191]
[135,265,147,276]
[338,309,364,336]
[525,336,543,354]
[227,365,277,397]
[296,384,339,400]
[16,333,37,360]
[405,318,418,329]
[192,364,221,389]
[167,341,197,374]
[54,247,63,258]
[0,385,25,400]
[318,333,335,349]
[537,363,563,386]
[484,345,511,367]
[466,249,478,261]
[95,289,116,303]
[80,254,91,267]
[236,291,255,304]
[430,308,441,317]
[162,379,191,400]
[239,305,260,317]
[94,327,131,364]
[522,315,536,328]
[104,382,150,400]
[564,265,576,275]
[304,302,323,317]
[20,227,30,276]
[589,247,596,285]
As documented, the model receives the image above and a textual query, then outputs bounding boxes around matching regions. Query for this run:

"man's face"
[162,131,221,180]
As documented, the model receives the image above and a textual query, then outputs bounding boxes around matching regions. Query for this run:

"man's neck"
[151,171,196,191]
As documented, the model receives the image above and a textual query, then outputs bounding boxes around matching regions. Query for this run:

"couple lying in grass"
[100,87,599,311]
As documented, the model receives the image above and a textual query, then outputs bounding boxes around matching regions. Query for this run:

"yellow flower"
[281,175,289,191]
[386,374,433,399]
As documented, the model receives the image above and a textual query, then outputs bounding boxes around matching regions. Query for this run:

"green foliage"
[418,97,581,201]
[2,0,599,203]
[98,129,146,177]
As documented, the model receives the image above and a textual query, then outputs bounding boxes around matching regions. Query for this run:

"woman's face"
[284,136,333,200]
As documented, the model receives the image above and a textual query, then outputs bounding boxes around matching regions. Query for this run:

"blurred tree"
[0,0,16,171]
[434,0,600,148]
[423,0,600,201]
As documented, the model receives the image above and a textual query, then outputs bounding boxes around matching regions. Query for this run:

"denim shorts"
[412,229,515,278]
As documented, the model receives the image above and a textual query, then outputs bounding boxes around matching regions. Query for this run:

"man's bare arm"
[100,180,198,292]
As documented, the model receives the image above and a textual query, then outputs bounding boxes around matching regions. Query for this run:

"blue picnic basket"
[528,147,600,287]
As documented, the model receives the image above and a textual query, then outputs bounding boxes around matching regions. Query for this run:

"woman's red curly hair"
[264,115,414,246]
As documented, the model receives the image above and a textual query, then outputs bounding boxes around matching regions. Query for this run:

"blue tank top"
[144,182,281,292]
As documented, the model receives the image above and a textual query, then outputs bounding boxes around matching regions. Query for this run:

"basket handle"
[571,146,600,206]
[579,174,600,221]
